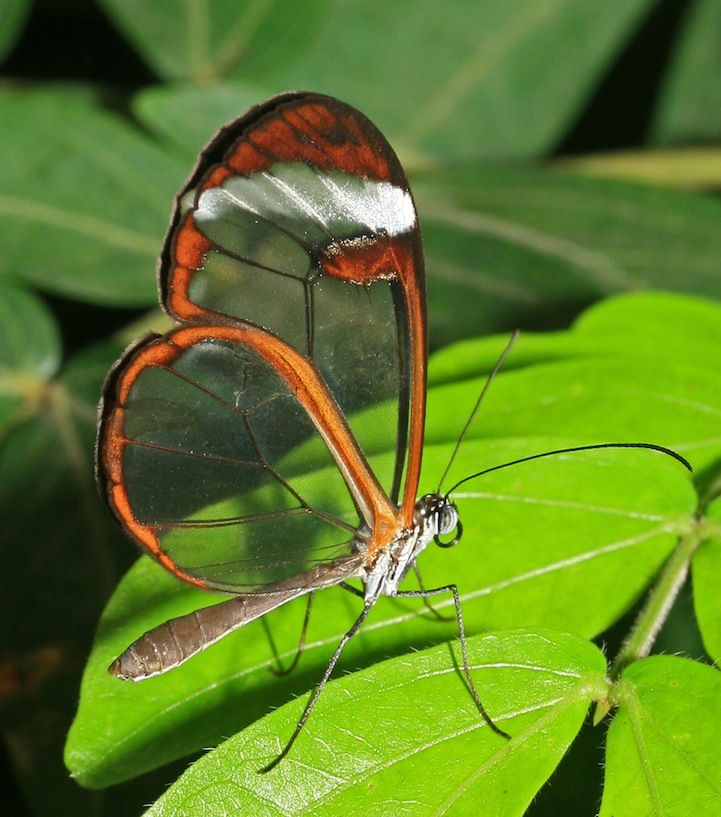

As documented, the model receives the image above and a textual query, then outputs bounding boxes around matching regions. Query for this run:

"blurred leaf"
[0,337,130,815]
[414,166,721,345]
[692,496,721,665]
[97,0,330,83]
[652,0,721,146]
[601,656,721,816]
[555,147,721,190]
[127,2,661,161]
[141,630,606,816]
[91,87,721,347]
[134,83,268,159]
[67,309,696,787]
[0,280,60,434]
[0,0,31,61]
[261,0,658,161]
[0,281,60,378]
[0,90,183,305]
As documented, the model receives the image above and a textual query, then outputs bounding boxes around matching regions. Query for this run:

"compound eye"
[434,518,462,548]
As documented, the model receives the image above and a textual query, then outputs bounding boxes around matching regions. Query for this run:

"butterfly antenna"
[437,330,520,493]
[446,442,692,497]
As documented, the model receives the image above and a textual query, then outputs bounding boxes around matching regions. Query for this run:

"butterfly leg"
[411,563,454,622]
[396,583,510,740]
[339,581,364,598]
[269,592,315,677]
[260,601,374,773]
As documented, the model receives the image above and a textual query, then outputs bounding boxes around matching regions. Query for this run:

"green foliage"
[0,90,181,303]
[141,631,609,816]
[601,657,721,816]
[1,3,721,816]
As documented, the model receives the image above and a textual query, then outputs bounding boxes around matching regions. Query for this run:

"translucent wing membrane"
[99,326,382,592]
[161,93,426,511]
[98,92,427,596]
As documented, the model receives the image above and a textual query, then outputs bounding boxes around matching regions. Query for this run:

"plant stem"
[609,524,700,681]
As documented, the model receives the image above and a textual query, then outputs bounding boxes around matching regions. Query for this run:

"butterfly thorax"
[361,494,459,603]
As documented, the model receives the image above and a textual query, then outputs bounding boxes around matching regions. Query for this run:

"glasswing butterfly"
[96,92,687,771]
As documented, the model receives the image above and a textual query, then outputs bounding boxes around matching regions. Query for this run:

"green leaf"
[437,288,721,368]
[429,290,721,383]
[0,90,183,304]
[141,630,607,817]
[67,428,694,785]
[425,438,695,623]
[134,83,269,160]
[0,339,130,815]
[426,293,721,475]
[570,290,721,367]
[97,0,330,83]
[132,87,721,345]
[651,0,721,146]
[0,281,60,376]
[414,167,721,344]
[692,496,721,664]
[0,0,31,61]
[122,3,660,161]
[430,354,716,468]
[262,0,657,161]
[601,656,721,816]
[554,147,721,191]
[0,280,60,431]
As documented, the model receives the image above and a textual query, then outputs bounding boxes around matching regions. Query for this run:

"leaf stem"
[609,523,700,681]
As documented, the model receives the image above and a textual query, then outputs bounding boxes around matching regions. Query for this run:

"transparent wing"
[98,327,381,593]
[160,93,427,511]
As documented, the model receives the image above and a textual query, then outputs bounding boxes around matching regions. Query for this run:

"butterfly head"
[414,493,462,549]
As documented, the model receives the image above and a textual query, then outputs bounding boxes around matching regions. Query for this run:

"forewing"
[161,93,426,507]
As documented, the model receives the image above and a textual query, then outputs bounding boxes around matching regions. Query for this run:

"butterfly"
[96,92,687,771]
[97,92,510,770]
